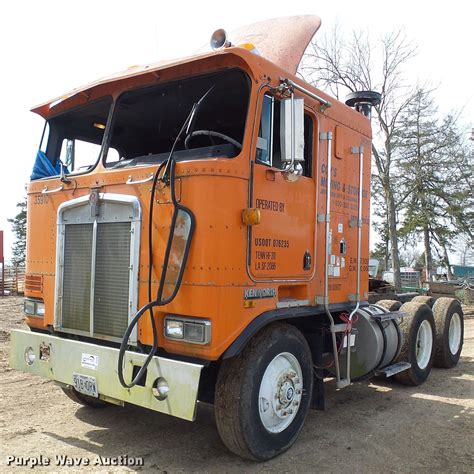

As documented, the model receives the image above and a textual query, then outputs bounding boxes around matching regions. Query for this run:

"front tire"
[61,387,110,408]
[214,323,313,461]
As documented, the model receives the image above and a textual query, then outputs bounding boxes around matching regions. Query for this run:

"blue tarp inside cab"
[30,150,68,181]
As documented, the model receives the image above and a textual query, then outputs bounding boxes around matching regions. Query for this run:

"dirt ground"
[1,296,473,473]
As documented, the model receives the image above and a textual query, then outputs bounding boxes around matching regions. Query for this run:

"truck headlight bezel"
[164,316,211,345]
[24,298,45,318]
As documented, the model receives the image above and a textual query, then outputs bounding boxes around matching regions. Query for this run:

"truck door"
[249,93,316,281]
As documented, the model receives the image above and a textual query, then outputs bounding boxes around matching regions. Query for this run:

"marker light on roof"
[237,42,261,56]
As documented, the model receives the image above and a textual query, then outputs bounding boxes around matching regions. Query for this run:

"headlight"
[36,302,45,316]
[165,319,184,339]
[164,316,211,345]
[24,346,36,365]
[184,322,206,343]
[23,298,45,317]
[24,300,36,315]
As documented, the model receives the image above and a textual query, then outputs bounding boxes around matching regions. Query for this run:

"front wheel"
[61,387,110,408]
[214,323,313,461]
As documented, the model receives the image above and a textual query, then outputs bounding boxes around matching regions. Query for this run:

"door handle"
[126,174,154,185]
[41,185,64,194]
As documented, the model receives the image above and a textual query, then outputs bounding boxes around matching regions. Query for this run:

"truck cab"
[10,16,464,461]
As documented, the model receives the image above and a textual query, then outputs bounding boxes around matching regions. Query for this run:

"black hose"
[117,160,166,389]
[117,100,201,389]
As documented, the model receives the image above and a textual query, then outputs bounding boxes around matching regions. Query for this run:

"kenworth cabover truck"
[10,16,464,461]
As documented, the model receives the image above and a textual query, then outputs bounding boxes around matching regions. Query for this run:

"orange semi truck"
[10,16,464,461]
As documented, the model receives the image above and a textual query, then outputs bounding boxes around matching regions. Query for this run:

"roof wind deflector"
[200,15,321,75]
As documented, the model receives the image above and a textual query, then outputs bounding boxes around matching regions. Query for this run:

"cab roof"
[30,15,371,137]
[31,15,321,118]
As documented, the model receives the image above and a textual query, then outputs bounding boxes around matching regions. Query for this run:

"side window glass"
[39,122,50,153]
[256,95,273,165]
[59,139,118,172]
[257,94,313,178]
[303,114,313,178]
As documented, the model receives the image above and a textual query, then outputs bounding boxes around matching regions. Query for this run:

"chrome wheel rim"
[416,320,433,370]
[448,313,462,354]
[258,352,303,434]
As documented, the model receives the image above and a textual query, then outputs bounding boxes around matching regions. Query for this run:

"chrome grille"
[62,224,93,332]
[94,222,131,338]
[56,194,141,343]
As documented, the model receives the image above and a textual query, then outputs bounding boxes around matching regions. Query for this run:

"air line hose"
[117,101,200,388]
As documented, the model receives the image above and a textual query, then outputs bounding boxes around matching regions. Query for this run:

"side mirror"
[280,94,304,181]
[65,139,75,170]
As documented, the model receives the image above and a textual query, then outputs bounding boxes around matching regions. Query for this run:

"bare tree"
[457,237,474,266]
[300,26,417,291]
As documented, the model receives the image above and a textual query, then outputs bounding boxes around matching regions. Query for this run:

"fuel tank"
[337,305,403,380]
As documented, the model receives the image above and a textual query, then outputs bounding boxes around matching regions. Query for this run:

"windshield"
[35,97,113,179]
[105,68,250,168]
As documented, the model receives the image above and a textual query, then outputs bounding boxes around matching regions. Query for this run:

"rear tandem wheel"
[393,302,436,386]
[376,299,402,312]
[432,297,464,368]
[411,295,436,308]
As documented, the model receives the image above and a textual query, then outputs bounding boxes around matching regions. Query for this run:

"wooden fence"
[0,265,25,296]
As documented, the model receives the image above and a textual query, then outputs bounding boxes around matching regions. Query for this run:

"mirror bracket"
[282,162,303,182]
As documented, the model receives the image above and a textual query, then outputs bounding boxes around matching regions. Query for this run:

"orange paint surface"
[25,47,372,360]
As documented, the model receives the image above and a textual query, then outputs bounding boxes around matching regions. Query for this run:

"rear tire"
[411,295,435,308]
[376,299,402,311]
[214,323,313,461]
[432,297,464,368]
[393,302,435,386]
[61,387,109,408]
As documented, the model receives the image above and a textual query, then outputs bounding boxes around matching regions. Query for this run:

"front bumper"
[9,329,203,421]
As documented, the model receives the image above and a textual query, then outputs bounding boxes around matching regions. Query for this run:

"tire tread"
[215,323,311,460]
[432,297,464,368]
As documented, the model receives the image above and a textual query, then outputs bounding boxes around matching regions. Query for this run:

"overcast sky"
[0,0,472,262]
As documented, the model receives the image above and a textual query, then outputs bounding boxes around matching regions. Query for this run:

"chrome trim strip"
[89,219,98,336]
[276,299,310,309]
[128,220,140,345]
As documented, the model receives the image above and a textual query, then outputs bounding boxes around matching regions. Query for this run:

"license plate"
[72,373,98,398]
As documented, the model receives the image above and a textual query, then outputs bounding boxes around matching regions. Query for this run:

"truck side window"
[256,95,273,165]
[256,94,313,178]
[40,96,112,176]
[59,139,119,172]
